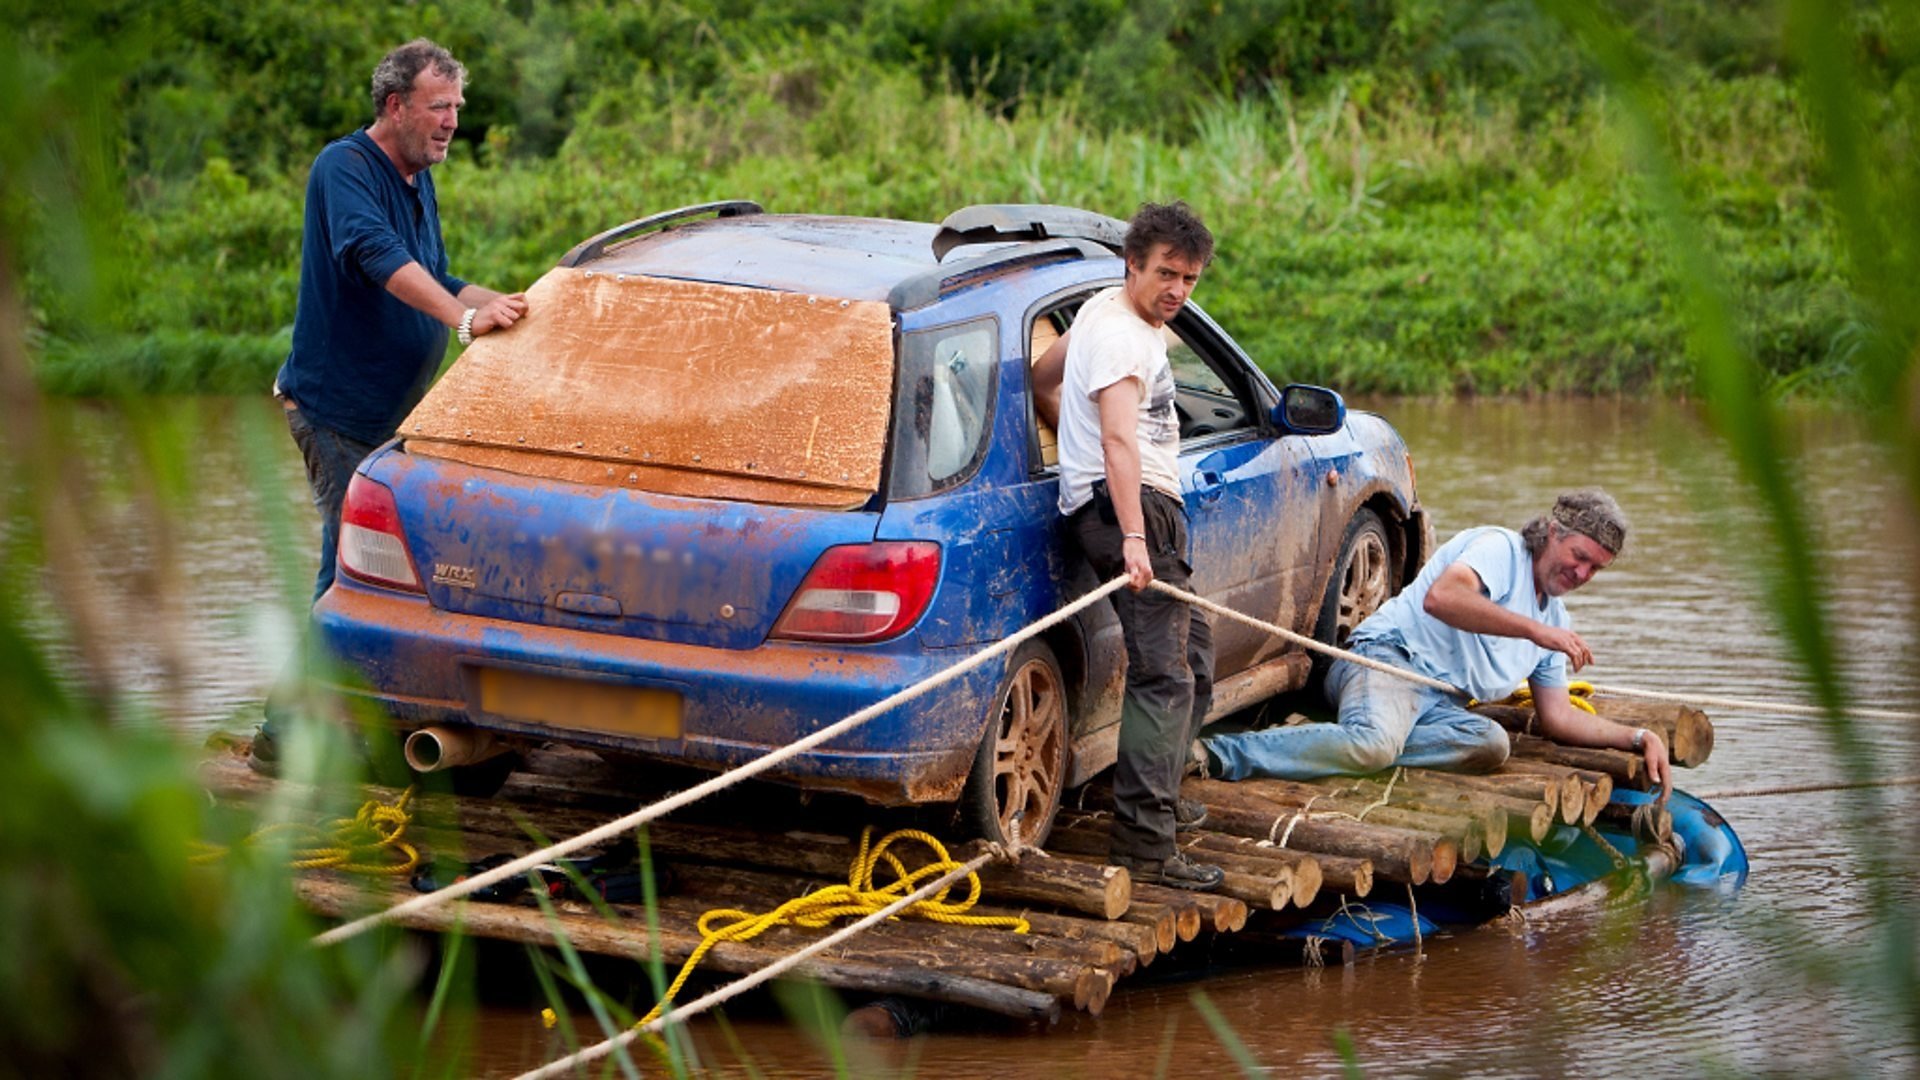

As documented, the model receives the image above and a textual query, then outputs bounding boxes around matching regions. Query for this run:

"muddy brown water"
[25,395,1920,1075]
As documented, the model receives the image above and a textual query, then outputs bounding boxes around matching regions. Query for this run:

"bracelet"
[456,307,477,346]
[1122,532,1146,541]
[1631,728,1648,752]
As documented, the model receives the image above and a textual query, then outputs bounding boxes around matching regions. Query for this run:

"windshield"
[402,269,897,509]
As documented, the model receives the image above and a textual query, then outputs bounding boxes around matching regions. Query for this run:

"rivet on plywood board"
[627,473,638,483]
[574,440,585,449]
[517,435,526,443]
[692,453,702,462]
[464,429,473,437]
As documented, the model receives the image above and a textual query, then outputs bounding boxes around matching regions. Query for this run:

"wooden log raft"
[1224,776,1508,861]
[294,876,1064,1023]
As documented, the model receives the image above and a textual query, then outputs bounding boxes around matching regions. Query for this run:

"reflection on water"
[26,395,1920,1076]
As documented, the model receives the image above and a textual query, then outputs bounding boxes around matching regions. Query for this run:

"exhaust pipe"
[405,725,509,772]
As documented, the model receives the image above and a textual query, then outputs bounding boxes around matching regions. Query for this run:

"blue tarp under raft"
[1291,789,1747,948]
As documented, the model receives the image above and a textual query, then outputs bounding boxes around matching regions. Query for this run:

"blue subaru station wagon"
[314,202,1431,846]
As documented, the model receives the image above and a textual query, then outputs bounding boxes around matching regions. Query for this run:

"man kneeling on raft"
[1196,490,1672,798]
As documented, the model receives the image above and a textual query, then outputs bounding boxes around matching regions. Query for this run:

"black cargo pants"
[1065,484,1215,863]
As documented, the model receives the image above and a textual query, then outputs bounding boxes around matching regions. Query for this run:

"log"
[1309,855,1372,899]
[1509,735,1647,790]
[1173,834,1320,908]
[1490,760,1587,822]
[1125,897,1202,943]
[966,902,1161,968]
[294,877,1063,1023]
[1472,697,1714,768]
[1393,774,1553,844]
[1588,695,1714,767]
[1224,778,1499,862]
[1195,799,1441,886]
[1592,799,1674,845]
[1042,825,1288,912]
[1403,767,1563,821]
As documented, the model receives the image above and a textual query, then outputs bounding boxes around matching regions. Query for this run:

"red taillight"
[770,542,942,643]
[338,473,423,592]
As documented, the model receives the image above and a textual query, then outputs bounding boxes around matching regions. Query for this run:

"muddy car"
[314,201,1431,845]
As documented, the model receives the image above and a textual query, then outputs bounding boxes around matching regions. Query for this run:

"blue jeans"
[285,404,378,604]
[1202,640,1509,781]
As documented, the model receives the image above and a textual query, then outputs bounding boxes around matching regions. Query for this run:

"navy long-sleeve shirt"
[275,129,469,445]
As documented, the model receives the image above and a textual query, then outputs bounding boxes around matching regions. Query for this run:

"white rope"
[1150,581,1462,695]
[516,847,1007,1080]
[311,576,1129,947]
[1569,682,1919,722]
[1694,774,1920,800]
[1148,580,1920,722]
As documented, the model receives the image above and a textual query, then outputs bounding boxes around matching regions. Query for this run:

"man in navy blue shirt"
[276,38,527,604]
[256,40,526,773]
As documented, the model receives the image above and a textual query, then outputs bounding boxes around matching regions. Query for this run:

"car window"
[889,318,998,499]
[1164,326,1229,394]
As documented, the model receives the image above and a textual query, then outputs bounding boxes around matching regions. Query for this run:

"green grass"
[39,59,1863,399]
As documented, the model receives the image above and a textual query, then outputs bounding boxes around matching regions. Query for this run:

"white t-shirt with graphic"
[1056,287,1183,515]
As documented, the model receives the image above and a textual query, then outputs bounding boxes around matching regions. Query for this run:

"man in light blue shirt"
[1199,491,1672,795]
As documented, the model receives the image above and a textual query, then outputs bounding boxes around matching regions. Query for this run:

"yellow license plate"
[476,667,683,740]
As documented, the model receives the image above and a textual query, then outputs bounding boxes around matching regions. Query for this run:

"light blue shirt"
[1351,526,1569,701]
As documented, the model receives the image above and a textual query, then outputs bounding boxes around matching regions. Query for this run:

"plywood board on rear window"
[403,269,895,508]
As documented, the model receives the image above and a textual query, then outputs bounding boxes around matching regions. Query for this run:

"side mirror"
[1271,384,1346,435]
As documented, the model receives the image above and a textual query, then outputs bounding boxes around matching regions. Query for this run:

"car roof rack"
[887,237,1113,311]
[931,204,1129,261]
[559,200,765,268]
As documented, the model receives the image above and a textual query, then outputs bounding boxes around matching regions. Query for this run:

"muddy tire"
[961,640,1069,849]
[1311,508,1397,689]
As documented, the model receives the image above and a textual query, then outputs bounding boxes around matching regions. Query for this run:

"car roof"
[577,214,946,301]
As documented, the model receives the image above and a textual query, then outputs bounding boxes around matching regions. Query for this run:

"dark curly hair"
[1122,201,1214,269]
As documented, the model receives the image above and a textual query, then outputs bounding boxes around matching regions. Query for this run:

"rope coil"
[192,787,419,876]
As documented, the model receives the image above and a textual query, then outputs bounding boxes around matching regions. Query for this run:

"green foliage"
[20,4,1888,398]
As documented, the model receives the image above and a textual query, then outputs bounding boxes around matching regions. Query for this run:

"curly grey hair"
[370,39,466,118]
[1522,489,1629,557]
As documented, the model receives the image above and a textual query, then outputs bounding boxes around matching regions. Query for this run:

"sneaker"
[1174,796,1208,832]
[1112,850,1225,892]
[247,726,280,777]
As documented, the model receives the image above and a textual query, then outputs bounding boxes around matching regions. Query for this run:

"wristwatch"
[1630,728,1648,752]
[457,307,478,346]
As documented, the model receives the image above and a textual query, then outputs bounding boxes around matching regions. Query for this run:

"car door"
[1169,306,1337,676]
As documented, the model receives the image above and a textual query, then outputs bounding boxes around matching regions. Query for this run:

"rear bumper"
[312,581,996,805]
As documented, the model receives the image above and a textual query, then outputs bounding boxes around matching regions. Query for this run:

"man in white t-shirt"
[1197,491,1673,798]
[1056,201,1225,892]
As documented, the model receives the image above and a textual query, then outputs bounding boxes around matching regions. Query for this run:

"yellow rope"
[192,787,420,876]
[633,827,1026,1029]
[1491,680,1598,724]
